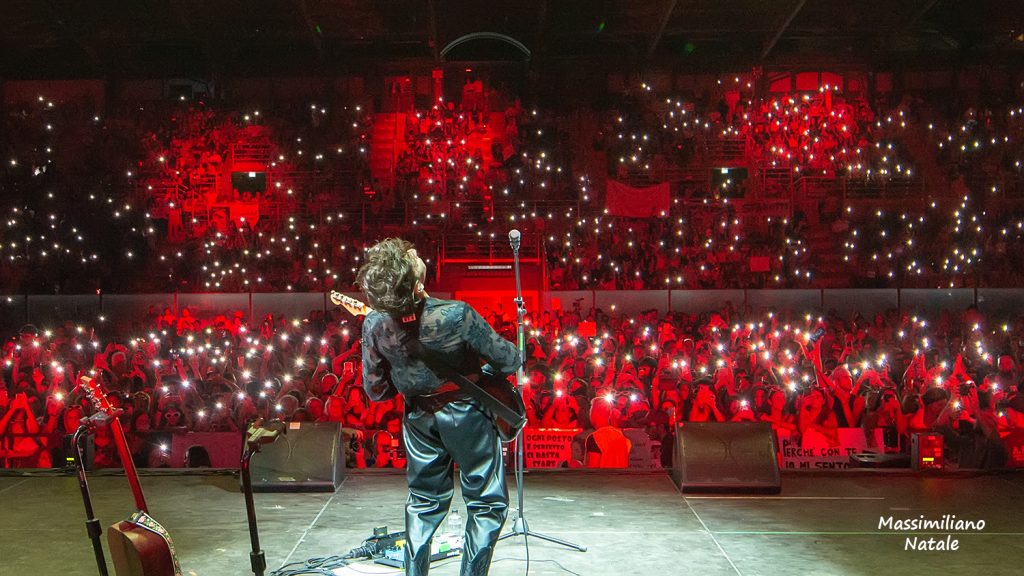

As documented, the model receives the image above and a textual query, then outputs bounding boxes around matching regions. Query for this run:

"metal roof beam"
[647,0,678,58]
[294,0,326,63]
[761,0,808,61]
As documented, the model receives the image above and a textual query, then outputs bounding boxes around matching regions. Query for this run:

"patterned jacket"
[361,297,522,401]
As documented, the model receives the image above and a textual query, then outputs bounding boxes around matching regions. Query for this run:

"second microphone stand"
[499,231,587,553]
[73,423,109,576]
[241,419,286,576]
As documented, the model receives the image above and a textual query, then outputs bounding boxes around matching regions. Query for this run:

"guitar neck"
[110,417,149,513]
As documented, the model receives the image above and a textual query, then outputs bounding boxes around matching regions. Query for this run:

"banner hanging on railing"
[605,181,670,218]
[777,428,885,470]
[523,428,580,468]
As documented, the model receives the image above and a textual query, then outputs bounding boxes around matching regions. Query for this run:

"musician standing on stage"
[357,238,522,576]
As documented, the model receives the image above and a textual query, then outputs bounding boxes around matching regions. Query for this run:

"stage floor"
[1,469,1023,576]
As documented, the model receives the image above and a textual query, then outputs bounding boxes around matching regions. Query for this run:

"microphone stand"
[241,420,285,576]
[72,423,110,576]
[499,231,587,552]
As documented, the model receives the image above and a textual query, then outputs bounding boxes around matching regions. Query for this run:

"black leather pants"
[403,398,508,576]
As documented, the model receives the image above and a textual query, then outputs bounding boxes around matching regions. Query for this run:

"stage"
[1,470,1023,576]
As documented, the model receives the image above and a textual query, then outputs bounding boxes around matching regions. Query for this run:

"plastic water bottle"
[445,509,463,547]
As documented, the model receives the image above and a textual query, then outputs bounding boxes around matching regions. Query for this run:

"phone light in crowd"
[295,358,304,367]
[237,392,246,400]
[242,370,251,380]
[54,392,64,401]
[629,393,638,402]
[555,390,564,398]
[604,393,615,403]
[275,403,283,412]
[161,386,169,394]
[741,400,749,408]
[159,444,168,453]
[197,410,206,418]
[181,380,190,388]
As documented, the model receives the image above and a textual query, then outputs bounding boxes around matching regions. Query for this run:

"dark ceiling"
[1,0,1021,78]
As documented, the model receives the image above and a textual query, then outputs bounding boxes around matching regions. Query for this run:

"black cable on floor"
[268,555,351,576]
[494,556,582,576]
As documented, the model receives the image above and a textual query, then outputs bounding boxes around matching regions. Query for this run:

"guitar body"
[108,513,181,576]
[477,374,527,442]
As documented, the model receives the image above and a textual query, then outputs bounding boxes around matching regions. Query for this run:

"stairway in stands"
[370,113,403,191]
[901,124,949,197]
[804,222,847,288]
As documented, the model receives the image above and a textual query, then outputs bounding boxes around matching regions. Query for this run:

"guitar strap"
[394,302,525,428]
[128,511,183,576]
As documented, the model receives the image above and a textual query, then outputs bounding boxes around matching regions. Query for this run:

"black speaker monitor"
[672,422,781,494]
[249,421,345,492]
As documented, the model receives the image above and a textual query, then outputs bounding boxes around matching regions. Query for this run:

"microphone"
[509,229,521,252]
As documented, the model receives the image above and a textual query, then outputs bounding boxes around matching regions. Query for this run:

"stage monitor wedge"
[248,421,345,492]
[672,422,781,494]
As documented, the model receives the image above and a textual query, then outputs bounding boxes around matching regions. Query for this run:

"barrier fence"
[11,427,1022,471]
[2,288,1022,334]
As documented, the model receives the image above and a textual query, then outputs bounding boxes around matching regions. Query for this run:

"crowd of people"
[2,77,1022,294]
[3,294,1023,470]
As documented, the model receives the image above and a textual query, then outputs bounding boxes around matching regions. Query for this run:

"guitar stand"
[499,232,587,553]
[72,425,110,576]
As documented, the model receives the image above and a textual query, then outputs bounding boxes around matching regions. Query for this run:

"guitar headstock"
[329,291,372,317]
[80,375,118,418]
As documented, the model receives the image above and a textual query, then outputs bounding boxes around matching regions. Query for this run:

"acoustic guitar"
[81,376,182,576]
[330,291,527,441]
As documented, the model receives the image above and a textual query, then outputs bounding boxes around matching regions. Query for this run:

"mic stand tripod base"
[498,515,588,551]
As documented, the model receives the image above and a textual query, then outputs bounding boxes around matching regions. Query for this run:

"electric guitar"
[81,376,182,576]
[330,291,527,441]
